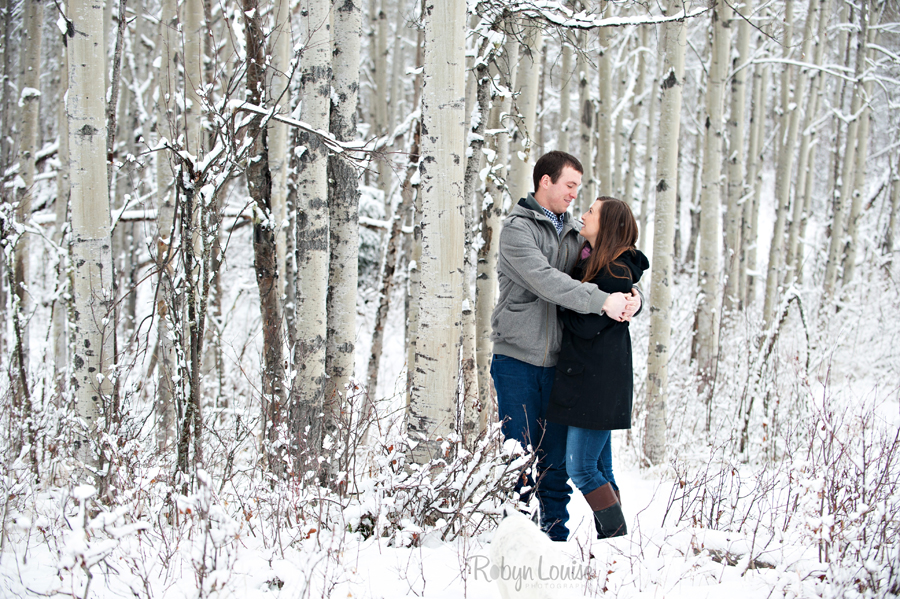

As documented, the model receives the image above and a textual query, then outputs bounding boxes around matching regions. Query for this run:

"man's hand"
[603,290,641,322]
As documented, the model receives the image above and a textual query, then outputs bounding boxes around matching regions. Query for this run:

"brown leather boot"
[583,483,627,539]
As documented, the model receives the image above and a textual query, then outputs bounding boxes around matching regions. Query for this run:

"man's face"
[535,166,582,215]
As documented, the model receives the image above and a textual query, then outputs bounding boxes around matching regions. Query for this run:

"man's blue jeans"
[491,354,571,541]
[566,426,618,496]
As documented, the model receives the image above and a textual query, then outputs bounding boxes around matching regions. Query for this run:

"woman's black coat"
[546,248,649,431]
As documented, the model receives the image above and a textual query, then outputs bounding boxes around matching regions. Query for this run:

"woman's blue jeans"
[491,354,571,541]
[566,426,618,496]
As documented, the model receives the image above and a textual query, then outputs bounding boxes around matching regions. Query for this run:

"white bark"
[625,25,648,212]
[694,1,731,377]
[14,0,43,387]
[558,31,574,153]
[823,2,868,299]
[742,58,767,306]
[326,0,361,409]
[723,0,751,312]
[639,50,659,254]
[762,0,818,329]
[269,0,292,299]
[577,31,594,203]
[155,0,178,452]
[66,0,116,469]
[408,0,466,464]
[294,0,333,441]
[786,0,832,283]
[53,42,70,394]
[643,0,686,467]
[507,19,541,204]
[596,9,612,197]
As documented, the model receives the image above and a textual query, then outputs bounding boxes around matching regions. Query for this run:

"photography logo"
[467,555,595,592]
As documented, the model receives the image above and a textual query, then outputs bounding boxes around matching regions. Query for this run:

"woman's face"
[579,200,602,246]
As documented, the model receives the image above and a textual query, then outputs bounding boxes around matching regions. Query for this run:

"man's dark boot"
[583,483,627,539]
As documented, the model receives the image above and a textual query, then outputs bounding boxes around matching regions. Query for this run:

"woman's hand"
[602,292,639,322]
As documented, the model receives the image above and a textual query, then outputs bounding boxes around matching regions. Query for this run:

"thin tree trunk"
[292,0,332,457]
[14,0,44,408]
[269,0,292,304]
[243,0,287,476]
[694,0,731,380]
[507,19,541,205]
[53,41,70,398]
[66,0,116,471]
[408,0,466,464]
[883,157,899,256]
[823,1,868,299]
[326,0,362,410]
[639,50,658,254]
[724,0,751,313]
[643,0,686,467]
[596,6,612,196]
[742,57,767,307]
[625,25,648,212]
[787,0,832,284]
[558,28,574,153]
[155,0,178,453]
[577,31,594,203]
[763,0,817,330]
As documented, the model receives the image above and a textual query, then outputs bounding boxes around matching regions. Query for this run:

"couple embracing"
[490,151,648,542]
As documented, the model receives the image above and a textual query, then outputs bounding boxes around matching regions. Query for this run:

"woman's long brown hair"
[579,197,639,283]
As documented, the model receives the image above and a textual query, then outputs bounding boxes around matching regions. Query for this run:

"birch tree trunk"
[742,57,767,306]
[763,0,817,330]
[596,8,612,196]
[243,0,287,476]
[66,0,116,471]
[558,29,574,153]
[326,0,361,408]
[786,0,832,283]
[292,0,332,454]
[53,43,70,397]
[408,0,466,464]
[13,0,43,402]
[625,25,648,212]
[823,1,868,299]
[883,158,900,256]
[639,52,659,254]
[693,1,731,380]
[507,19,541,205]
[269,0,292,300]
[643,0,686,467]
[154,0,178,452]
[577,32,594,202]
[842,16,880,286]
[723,0,751,312]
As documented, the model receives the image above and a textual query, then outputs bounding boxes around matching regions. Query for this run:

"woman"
[546,197,648,539]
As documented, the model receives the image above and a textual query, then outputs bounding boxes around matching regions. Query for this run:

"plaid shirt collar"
[539,205,565,236]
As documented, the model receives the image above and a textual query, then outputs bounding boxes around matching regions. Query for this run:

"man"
[490,151,640,542]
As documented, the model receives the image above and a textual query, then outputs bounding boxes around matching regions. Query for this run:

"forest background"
[1,0,899,596]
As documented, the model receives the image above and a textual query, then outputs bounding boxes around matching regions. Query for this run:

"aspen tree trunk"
[823,2,868,299]
[639,52,659,254]
[742,57,767,306]
[155,0,178,452]
[292,0,332,453]
[66,0,116,470]
[507,19,541,205]
[14,0,43,404]
[408,0,466,464]
[0,0,12,360]
[474,39,516,433]
[842,15,880,286]
[625,25,648,211]
[326,0,362,408]
[389,2,406,131]
[694,0,730,380]
[243,0,287,475]
[643,0,686,467]
[269,0,292,300]
[724,0,751,312]
[372,0,391,205]
[763,0,818,329]
[577,32,594,202]
[459,52,489,444]
[884,158,900,256]
[182,0,204,157]
[53,44,70,397]
[558,30,574,153]
[596,9,612,197]
[787,0,832,283]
